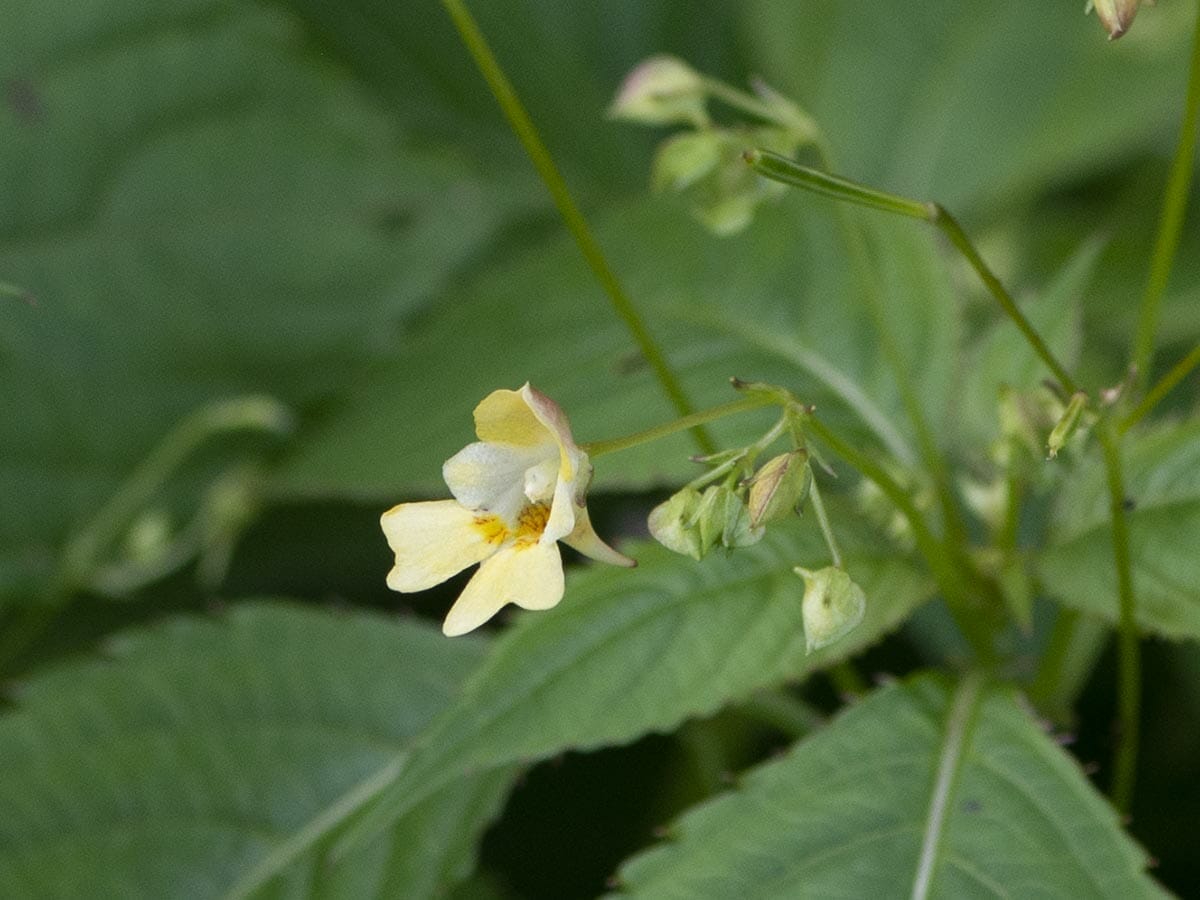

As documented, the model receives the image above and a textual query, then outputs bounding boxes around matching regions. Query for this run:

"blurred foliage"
[2,0,1199,896]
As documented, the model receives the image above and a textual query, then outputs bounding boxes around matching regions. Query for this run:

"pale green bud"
[648,486,705,560]
[1047,391,1089,459]
[795,566,866,652]
[747,450,812,528]
[652,131,723,192]
[610,55,708,126]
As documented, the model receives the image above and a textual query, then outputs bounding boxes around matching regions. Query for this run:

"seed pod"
[648,486,705,560]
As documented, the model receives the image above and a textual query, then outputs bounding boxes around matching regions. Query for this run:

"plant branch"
[581,394,775,459]
[1119,341,1200,434]
[439,0,712,452]
[1099,426,1140,813]
[1131,4,1200,384]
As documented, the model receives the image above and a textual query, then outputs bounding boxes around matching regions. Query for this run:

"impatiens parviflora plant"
[382,378,866,651]
[610,56,821,235]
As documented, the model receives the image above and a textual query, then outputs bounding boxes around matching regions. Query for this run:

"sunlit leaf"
[338,518,934,851]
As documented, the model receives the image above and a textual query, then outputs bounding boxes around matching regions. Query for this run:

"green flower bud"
[652,131,724,193]
[794,566,866,653]
[1047,391,1089,459]
[648,486,705,560]
[747,450,812,528]
[610,56,708,126]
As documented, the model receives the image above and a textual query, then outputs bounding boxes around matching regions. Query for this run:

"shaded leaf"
[614,673,1164,898]
[0,602,514,898]
[1038,419,1200,640]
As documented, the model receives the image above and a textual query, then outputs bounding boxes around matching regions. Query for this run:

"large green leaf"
[742,0,1193,213]
[273,199,961,499]
[613,673,1165,898]
[0,602,515,898]
[1037,419,1200,640]
[0,0,527,606]
[338,517,934,851]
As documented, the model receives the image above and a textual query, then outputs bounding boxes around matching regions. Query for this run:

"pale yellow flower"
[381,384,634,636]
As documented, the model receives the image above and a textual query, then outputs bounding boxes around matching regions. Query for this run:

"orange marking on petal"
[515,501,551,545]
[471,514,510,545]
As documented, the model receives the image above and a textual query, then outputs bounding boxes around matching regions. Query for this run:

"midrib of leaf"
[910,671,985,900]
[224,754,407,900]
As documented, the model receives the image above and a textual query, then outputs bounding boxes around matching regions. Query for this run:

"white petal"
[443,441,548,522]
[520,384,586,483]
[563,506,637,567]
[541,471,578,544]
[441,542,564,636]
[380,500,500,592]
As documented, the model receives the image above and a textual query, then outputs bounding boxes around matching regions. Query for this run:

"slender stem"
[807,475,843,568]
[439,0,712,453]
[1132,5,1200,384]
[804,415,995,663]
[746,151,1081,395]
[1029,607,1109,721]
[929,206,1079,395]
[1029,608,1083,709]
[1099,426,1140,813]
[1119,342,1200,434]
[581,394,774,459]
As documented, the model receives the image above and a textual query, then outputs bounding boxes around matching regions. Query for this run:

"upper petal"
[443,441,547,523]
[473,386,558,449]
[442,541,565,636]
[380,500,501,592]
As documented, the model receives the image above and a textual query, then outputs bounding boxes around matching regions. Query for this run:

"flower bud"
[1047,391,1088,459]
[648,486,705,560]
[610,55,708,126]
[794,566,866,652]
[652,131,724,193]
[1089,0,1143,39]
[747,450,812,528]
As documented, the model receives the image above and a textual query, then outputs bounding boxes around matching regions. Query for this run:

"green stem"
[929,206,1079,395]
[807,475,843,568]
[1029,607,1110,721]
[1099,426,1140,814]
[745,151,1081,395]
[581,394,774,459]
[439,0,712,453]
[1119,341,1200,434]
[803,415,995,663]
[1131,4,1200,384]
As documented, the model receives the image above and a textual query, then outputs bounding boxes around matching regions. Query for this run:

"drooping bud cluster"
[611,58,819,235]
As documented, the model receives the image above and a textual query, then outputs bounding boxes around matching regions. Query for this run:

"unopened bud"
[610,56,708,126]
[648,487,705,560]
[1047,391,1088,459]
[652,131,723,192]
[1089,0,1143,39]
[747,451,812,527]
[795,566,866,652]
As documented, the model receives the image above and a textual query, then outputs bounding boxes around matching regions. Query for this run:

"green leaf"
[1037,419,1200,640]
[741,0,1193,212]
[0,0,528,606]
[0,602,515,898]
[338,518,934,852]
[613,673,1165,898]
[273,199,962,499]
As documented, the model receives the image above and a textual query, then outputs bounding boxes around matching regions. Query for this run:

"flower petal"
[442,542,564,636]
[520,384,587,483]
[473,386,558,448]
[443,441,548,522]
[380,500,500,592]
[563,506,637,567]
[541,471,578,544]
